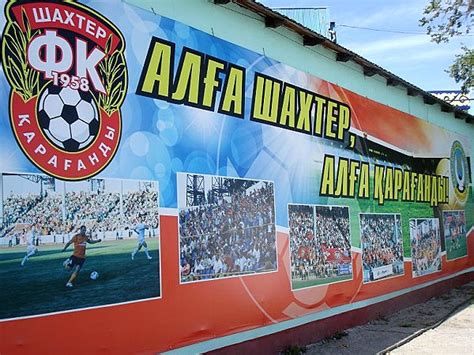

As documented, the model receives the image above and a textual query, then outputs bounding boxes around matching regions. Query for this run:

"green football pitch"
[292,274,352,290]
[0,238,160,320]
[445,236,468,261]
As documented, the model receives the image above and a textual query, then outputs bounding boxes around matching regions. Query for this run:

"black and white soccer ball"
[63,257,73,269]
[38,86,99,152]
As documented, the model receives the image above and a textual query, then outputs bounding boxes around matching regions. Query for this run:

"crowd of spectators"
[289,205,319,280]
[179,182,276,282]
[123,190,160,227]
[95,189,160,234]
[360,214,404,274]
[316,206,351,251]
[1,193,62,236]
[290,205,351,281]
[3,194,41,227]
[411,220,441,276]
[2,187,159,240]
[66,191,120,223]
[18,195,62,235]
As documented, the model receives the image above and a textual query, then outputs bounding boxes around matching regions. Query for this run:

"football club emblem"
[450,140,469,203]
[1,0,127,180]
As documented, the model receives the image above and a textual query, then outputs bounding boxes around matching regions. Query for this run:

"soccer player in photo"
[131,215,152,260]
[62,225,101,288]
[20,224,39,266]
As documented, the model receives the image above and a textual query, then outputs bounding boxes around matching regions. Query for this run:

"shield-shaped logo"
[1,0,128,180]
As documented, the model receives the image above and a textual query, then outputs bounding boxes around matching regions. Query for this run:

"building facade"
[0,0,472,353]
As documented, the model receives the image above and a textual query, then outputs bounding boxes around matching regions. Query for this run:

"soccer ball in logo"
[90,271,99,280]
[38,85,99,152]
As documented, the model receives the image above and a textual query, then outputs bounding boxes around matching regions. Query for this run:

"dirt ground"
[302,281,474,355]
[391,302,473,354]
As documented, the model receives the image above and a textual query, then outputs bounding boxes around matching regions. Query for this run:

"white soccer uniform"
[26,230,36,254]
[21,229,38,266]
[131,222,152,260]
[135,223,146,243]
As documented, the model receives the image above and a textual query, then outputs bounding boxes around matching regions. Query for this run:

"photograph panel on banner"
[177,173,277,283]
[409,218,442,278]
[0,172,161,320]
[442,210,467,261]
[289,204,352,290]
[360,213,404,283]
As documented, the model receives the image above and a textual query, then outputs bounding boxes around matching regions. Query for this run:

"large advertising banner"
[0,0,472,353]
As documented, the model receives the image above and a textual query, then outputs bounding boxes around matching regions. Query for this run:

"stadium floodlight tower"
[16,173,54,197]
[186,174,205,206]
[227,178,256,194]
[209,176,229,204]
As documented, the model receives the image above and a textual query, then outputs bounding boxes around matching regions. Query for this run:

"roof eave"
[214,0,473,123]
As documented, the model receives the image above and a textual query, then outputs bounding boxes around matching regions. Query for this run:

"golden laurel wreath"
[2,9,40,101]
[1,1,128,115]
[98,34,127,115]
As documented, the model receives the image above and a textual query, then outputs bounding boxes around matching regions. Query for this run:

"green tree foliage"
[420,0,473,92]
[448,46,473,91]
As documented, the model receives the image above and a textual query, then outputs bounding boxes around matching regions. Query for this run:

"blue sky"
[261,0,471,92]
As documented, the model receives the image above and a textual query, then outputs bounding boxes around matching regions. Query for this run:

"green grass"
[0,239,160,320]
[465,190,474,232]
[292,274,352,290]
[445,236,468,261]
